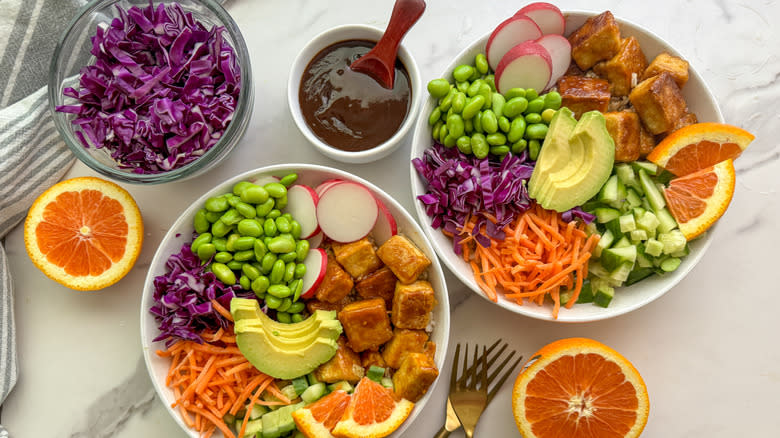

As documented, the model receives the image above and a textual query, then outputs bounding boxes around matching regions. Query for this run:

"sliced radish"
[316,182,378,243]
[284,185,320,239]
[372,198,398,246]
[307,231,324,249]
[495,42,552,94]
[300,248,327,299]
[486,15,542,71]
[515,2,565,35]
[252,175,280,186]
[535,34,571,89]
[314,179,344,197]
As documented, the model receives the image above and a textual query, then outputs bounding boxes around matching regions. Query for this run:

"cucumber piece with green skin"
[630,229,648,242]
[577,280,595,303]
[279,384,298,402]
[655,207,678,234]
[560,290,574,305]
[593,228,614,258]
[594,207,620,223]
[598,175,620,203]
[659,230,687,254]
[300,382,327,404]
[631,161,658,176]
[604,218,623,237]
[612,236,632,249]
[619,214,637,233]
[367,366,386,382]
[306,373,320,386]
[242,418,264,437]
[636,248,654,268]
[593,283,615,307]
[615,163,639,189]
[671,243,690,258]
[626,267,655,285]
[327,381,354,394]
[248,403,270,420]
[644,238,664,257]
[601,246,637,271]
[636,210,660,233]
[638,169,666,212]
[291,377,309,396]
[660,257,682,272]
[609,262,634,283]
[381,377,394,389]
[625,188,643,209]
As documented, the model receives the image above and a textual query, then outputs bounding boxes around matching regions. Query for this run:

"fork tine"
[470,344,480,389]
[457,339,502,386]
[487,350,516,385]
[487,353,524,404]
[462,343,470,387]
[451,343,461,389]
[480,345,488,390]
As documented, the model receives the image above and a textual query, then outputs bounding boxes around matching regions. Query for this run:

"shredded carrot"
[156,329,286,438]
[456,203,599,319]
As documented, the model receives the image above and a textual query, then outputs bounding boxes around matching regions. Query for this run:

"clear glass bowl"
[48,0,253,184]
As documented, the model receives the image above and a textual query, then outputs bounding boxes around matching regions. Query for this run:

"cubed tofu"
[306,296,353,314]
[355,267,397,306]
[332,238,383,279]
[568,11,622,70]
[628,72,689,135]
[314,253,354,303]
[557,76,611,118]
[604,111,641,162]
[361,350,387,369]
[391,281,436,330]
[392,353,439,402]
[593,36,647,96]
[638,123,656,157]
[314,337,365,384]
[671,111,698,133]
[382,329,429,369]
[338,298,393,352]
[423,341,437,361]
[641,52,689,88]
[376,235,431,284]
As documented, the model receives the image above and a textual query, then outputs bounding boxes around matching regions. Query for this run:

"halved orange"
[663,159,736,240]
[647,122,753,176]
[24,177,143,291]
[331,377,414,438]
[292,390,351,438]
[512,338,649,438]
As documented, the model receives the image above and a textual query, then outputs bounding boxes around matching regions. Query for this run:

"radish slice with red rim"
[535,34,571,89]
[515,2,565,35]
[284,185,320,239]
[316,182,378,243]
[486,15,542,71]
[300,248,327,299]
[495,41,552,94]
[373,197,398,246]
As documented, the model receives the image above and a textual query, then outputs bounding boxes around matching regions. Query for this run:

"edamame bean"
[438,124,448,142]
[279,173,298,187]
[291,313,303,323]
[431,121,443,141]
[227,260,244,271]
[478,83,492,109]
[446,114,464,138]
[511,139,528,154]
[288,301,306,314]
[438,88,456,111]
[269,259,286,284]
[481,110,498,134]
[525,123,549,140]
[295,240,309,262]
[492,94,506,118]
[504,88,526,100]
[484,74,496,91]
[268,234,296,254]
[490,145,510,156]
[240,185,269,204]
[471,133,489,159]
[226,233,240,251]
[214,251,233,263]
[204,196,228,212]
[255,199,275,217]
[525,113,542,124]
[253,239,267,261]
[275,217,291,234]
[205,211,222,223]
[443,134,457,148]
[498,116,510,133]
[428,107,441,125]
[475,53,489,74]
[275,194,288,209]
[291,279,303,301]
[294,263,307,279]
[453,65,475,82]
[541,108,556,124]
[251,275,270,294]
[232,181,253,196]
[234,250,255,262]
[268,283,292,299]
[284,262,296,282]
[233,236,256,251]
[211,220,231,237]
[456,136,472,154]
[290,220,302,239]
[190,233,212,253]
[543,91,562,110]
[242,263,261,281]
[525,88,539,101]
[239,275,250,290]
[529,139,541,160]
[235,202,256,219]
[466,79,483,97]
[464,118,474,133]
[219,208,242,226]
[427,78,451,98]
[238,219,263,237]
[486,132,507,146]
[277,298,292,312]
[473,111,483,132]
[262,218,278,236]
[503,97,528,118]
[194,210,210,234]
[212,238,227,252]
[525,97,545,114]
[197,243,216,261]
[451,92,466,113]
[276,312,291,324]
[462,95,484,120]
[211,262,236,285]
[260,252,277,274]
[265,295,282,309]
[508,117,527,143]
[279,251,298,264]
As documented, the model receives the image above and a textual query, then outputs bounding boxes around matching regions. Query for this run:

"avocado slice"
[528,107,578,199]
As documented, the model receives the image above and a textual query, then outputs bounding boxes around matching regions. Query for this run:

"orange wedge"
[292,390,351,438]
[663,159,736,240]
[512,338,649,438]
[331,377,414,438]
[24,177,143,291]
[647,122,753,176]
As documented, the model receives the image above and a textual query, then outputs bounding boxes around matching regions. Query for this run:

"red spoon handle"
[372,0,425,67]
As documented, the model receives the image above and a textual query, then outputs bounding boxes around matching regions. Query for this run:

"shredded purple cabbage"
[57,1,241,173]
[149,243,257,346]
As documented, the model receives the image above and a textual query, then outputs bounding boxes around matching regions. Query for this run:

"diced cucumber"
[588,261,611,280]
[243,418,263,437]
[609,262,634,283]
[291,377,309,396]
[576,280,595,303]
[631,161,658,176]
[608,178,628,210]
[581,200,604,213]
[671,243,690,258]
[655,207,678,233]
[635,247,654,268]
[280,384,298,402]
[585,220,599,235]
[660,257,682,272]
[595,207,621,223]
[367,366,386,382]
[615,163,639,189]
[599,175,620,203]
[327,381,354,394]
[306,373,320,386]
[601,246,637,271]
[612,236,632,249]
[300,382,327,404]
[224,413,236,427]
[605,218,623,237]
[638,169,666,212]
[619,214,637,233]
[560,290,574,305]
[625,188,642,209]
[248,403,270,420]
[636,210,660,233]
[655,169,676,185]
[644,238,664,257]
[659,230,687,254]
[381,377,394,389]
[594,229,614,258]
[593,283,615,307]
[626,267,655,285]
[630,229,648,242]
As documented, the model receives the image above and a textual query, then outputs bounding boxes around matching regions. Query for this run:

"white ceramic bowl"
[140,164,449,437]
[288,25,422,164]
[409,11,723,323]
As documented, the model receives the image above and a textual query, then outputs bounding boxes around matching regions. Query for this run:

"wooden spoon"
[350,0,426,89]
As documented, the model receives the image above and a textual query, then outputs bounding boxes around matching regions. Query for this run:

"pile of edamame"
[426,52,562,160]
[190,173,310,323]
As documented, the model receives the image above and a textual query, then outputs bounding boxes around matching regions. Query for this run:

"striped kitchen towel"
[0,0,85,433]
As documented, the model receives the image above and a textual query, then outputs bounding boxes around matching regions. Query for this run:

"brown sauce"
[299,39,412,152]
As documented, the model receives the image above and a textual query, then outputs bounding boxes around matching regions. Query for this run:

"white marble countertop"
[3,0,780,436]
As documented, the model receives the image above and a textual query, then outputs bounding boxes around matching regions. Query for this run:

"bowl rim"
[287,24,423,164]
[409,10,723,323]
[47,0,254,184]
[140,163,451,436]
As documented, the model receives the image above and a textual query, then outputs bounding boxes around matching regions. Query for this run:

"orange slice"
[331,377,414,438]
[647,122,753,176]
[663,159,736,240]
[292,390,351,438]
[24,177,143,291]
[512,338,649,438]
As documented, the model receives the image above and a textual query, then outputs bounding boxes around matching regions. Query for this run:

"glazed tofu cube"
[593,37,647,96]
[314,253,354,303]
[306,296,353,314]
[314,337,365,383]
[338,298,393,352]
[392,353,439,402]
[604,111,641,162]
[423,341,437,361]
[671,111,698,133]
[355,267,397,306]
[638,123,656,157]
[557,76,611,118]
[629,72,690,135]
[332,238,383,278]
[361,350,387,369]
[391,281,436,330]
[568,11,622,70]
[642,52,689,88]
[382,329,429,369]
[376,235,431,284]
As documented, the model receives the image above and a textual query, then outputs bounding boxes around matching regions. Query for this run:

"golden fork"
[434,339,523,438]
